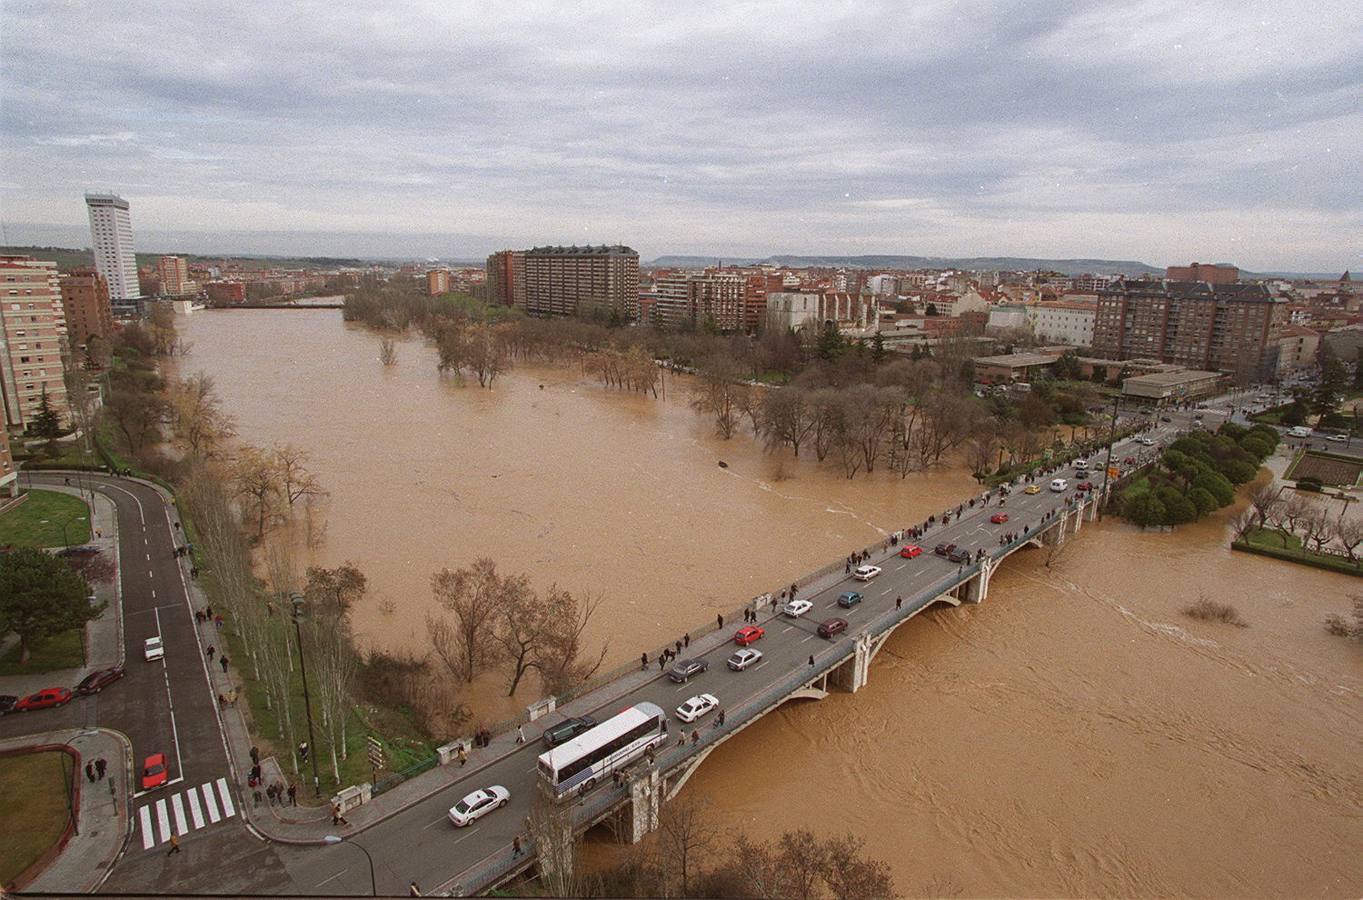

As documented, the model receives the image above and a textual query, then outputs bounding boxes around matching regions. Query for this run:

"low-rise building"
[972,351,1061,385]
[1277,325,1320,374]
[1121,369,1225,403]
[1030,301,1095,347]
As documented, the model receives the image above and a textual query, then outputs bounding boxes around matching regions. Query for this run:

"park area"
[1285,450,1363,487]
[0,490,91,549]
[0,750,74,888]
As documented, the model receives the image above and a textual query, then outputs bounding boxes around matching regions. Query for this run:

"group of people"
[83,757,109,782]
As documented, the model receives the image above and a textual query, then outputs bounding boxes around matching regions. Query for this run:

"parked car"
[817,618,848,639]
[141,753,169,791]
[727,648,763,671]
[783,599,813,618]
[732,626,765,646]
[668,658,710,683]
[837,591,863,609]
[541,715,598,749]
[1024,484,1041,495]
[15,687,72,712]
[990,513,1009,524]
[75,665,126,696]
[143,636,165,662]
[933,543,956,556]
[447,786,510,826]
[852,564,881,581]
[675,693,719,723]
[1160,415,1172,422]
[0,695,19,716]
[899,544,923,558]
[947,548,972,564]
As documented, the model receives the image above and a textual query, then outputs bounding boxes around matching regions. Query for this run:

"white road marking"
[216,777,235,817]
[187,787,204,829]
[315,869,349,888]
[879,588,894,596]
[139,805,154,850]
[172,793,188,835]
[424,814,450,830]
[800,634,816,643]
[202,782,222,822]
[156,799,170,843]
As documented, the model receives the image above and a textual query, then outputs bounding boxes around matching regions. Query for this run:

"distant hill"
[649,253,1164,277]
[0,245,368,272]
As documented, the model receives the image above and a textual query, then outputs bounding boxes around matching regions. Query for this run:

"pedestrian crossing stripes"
[138,778,236,849]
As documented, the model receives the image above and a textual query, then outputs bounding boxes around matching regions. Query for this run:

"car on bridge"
[837,591,863,608]
[1024,484,1041,495]
[0,695,17,716]
[668,658,710,683]
[990,512,1009,524]
[727,648,763,671]
[947,547,972,564]
[899,544,923,558]
[675,693,719,723]
[852,564,881,581]
[75,665,126,696]
[143,636,165,662]
[15,687,72,712]
[1137,436,1155,446]
[783,598,813,618]
[1076,481,1093,492]
[448,785,510,826]
[541,715,598,749]
[733,626,765,645]
[817,618,848,638]
[141,753,169,791]
[933,543,956,556]
[1050,478,1069,492]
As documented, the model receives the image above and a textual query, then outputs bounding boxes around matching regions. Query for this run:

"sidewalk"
[0,726,133,893]
[0,483,122,698]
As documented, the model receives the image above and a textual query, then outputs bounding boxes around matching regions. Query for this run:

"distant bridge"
[205,302,345,310]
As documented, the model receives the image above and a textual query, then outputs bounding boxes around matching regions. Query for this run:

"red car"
[141,753,169,791]
[1077,481,1093,492]
[733,625,765,646]
[15,687,72,711]
[899,544,923,558]
[990,513,1009,524]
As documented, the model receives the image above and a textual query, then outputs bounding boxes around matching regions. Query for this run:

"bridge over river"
[300,418,1176,897]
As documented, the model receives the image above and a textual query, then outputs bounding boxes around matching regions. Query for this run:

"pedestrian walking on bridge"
[641,652,648,671]
[220,654,230,673]
[717,613,723,630]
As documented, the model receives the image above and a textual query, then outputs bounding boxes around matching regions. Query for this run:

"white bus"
[537,702,668,798]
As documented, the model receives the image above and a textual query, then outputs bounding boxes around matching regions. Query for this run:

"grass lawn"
[1239,527,1363,577]
[0,629,84,676]
[0,751,74,887]
[1244,526,1303,551]
[0,490,92,549]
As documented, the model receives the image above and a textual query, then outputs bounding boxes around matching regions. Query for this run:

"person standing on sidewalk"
[287,783,297,806]
[220,654,230,673]
[249,746,260,766]
[683,633,690,648]
[513,836,523,857]
[458,745,468,767]
[85,762,96,783]
[206,645,215,661]
[516,725,525,744]
[96,758,107,779]
[167,834,181,856]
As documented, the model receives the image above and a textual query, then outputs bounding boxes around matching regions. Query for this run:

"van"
[1074,459,1089,472]
[1050,478,1069,492]
[1288,426,1310,438]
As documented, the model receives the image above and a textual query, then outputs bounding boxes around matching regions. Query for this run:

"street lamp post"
[290,592,323,799]
[323,835,376,896]
[1098,395,1121,522]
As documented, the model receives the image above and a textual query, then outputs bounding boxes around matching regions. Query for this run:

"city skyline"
[2,1,1361,271]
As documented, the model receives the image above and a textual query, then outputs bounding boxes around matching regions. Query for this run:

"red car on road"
[899,544,923,558]
[75,665,126,696]
[141,753,169,791]
[15,687,72,711]
[1077,481,1093,492]
[733,625,765,646]
[990,513,1009,524]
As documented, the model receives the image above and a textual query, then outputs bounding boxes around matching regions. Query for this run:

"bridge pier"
[828,632,873,693]
[619,766,663,844]
[963,558,993,604]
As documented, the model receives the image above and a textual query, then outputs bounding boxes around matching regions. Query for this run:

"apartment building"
[1166,262,1238,284]
[157,256,193,296]
[1093,279,1284,381]
[427,268,450,297]
[522,245,639,319]
[0,255,70,430]
[1277,324,1320,374]
[0,427,15,496]
[653,272,746,331]
[1030,301,1096,347]
[59,267,115,350]
[85,192,140,302]
[485,250,527,308]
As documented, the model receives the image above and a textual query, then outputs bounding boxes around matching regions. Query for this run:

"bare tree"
[429,558,506,682]
[1247,483,1283,531]
[230,445,283,538]
[758,386,816,456]
[534,586,608,695]
[490,570,540,696]
[304,563,366,780]
[527,785,581,897]
[1303,506,1336,555]
[690,356,746,439]
[656,794,720,898]
[1334,518,1363,564]
[273,444,326,510]
[167,372,236,458]
[466,323,510,388]
[821,832,895,900]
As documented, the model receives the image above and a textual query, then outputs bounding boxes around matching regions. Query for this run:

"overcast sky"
[2,0,1360,270]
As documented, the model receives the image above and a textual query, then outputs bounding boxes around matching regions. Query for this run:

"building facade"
[653,273,746,331]
[485,250,526,308]
[85,192,140,302]
[59,267,115,350]
[0,426,15,496]
[1276,324,1320,374]
[0,256,70,430]
[427,268,450,297]
[1093,279,1283,382]
[1166,262,1238,284]
[1030,302,1096,347]
[204,281,248,305]
[157,255,192,296]
[522,245,639,319]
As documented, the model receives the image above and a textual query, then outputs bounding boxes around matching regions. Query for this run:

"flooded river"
[179,309,1362,896]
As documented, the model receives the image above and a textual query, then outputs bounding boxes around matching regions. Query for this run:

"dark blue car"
[837,591,863,608]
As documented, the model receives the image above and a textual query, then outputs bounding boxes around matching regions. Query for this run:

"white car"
[1049,478,1069,492]
[143,636,164,662]
[1137,437,1155,446]
[852,564,881,581]
[676,693,719,723]
[783,599,813,618]
[447,785,510,826]
[727,648,763,671]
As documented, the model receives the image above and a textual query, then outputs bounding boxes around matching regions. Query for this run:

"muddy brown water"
[179,310,1362,895]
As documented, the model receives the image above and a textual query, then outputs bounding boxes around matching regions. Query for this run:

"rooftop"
[1124,369,1223,386]
[972,351,1060,368]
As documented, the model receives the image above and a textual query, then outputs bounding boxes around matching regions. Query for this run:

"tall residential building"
[59,267,115,350]
[1166,262,1238,284]
[0,426,15,496]
[522,245,638,319]
[157,256,192,296]
[427,268,450,297]
[654,272,746,331]
[485,250,526,308]
[1093,279,1284,382]
[85,192,140,301]
[0,255,70,430]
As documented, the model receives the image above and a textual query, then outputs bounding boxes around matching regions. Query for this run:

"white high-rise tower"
[84,192,140,301]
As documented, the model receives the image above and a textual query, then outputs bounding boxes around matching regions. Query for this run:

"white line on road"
[879,588,894,596]
[800,634,816,643]
[172,793,188,835]
[202,782,221,823]
[139,805,154,850]
[216,777,235,817]
[315,869,349,888]
[156,799,170,843]
[187,787,204,829]
[153,606,186,781]
[424,814,450,830]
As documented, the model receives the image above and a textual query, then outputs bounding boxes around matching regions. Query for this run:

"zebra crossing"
[137,777,237,850]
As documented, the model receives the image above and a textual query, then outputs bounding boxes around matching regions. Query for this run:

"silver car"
[727,648,763,671]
